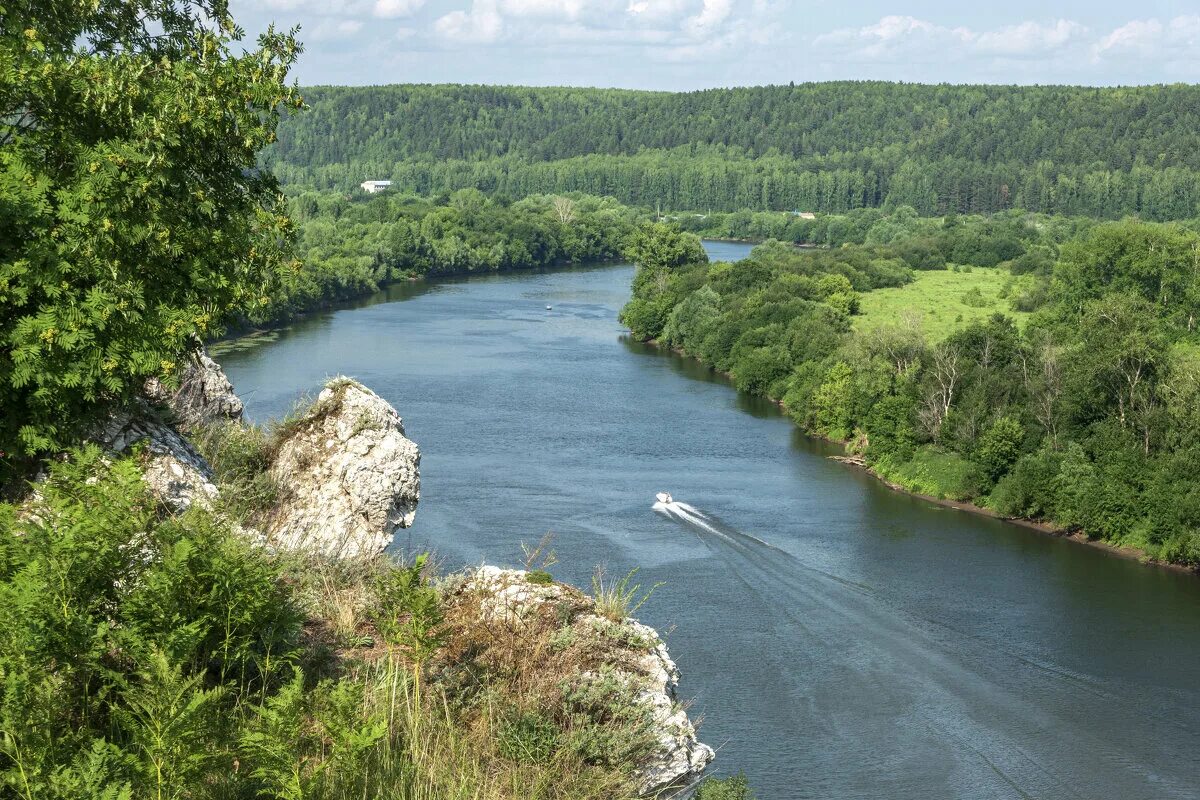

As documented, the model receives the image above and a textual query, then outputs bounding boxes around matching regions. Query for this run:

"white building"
[360,180,393,194]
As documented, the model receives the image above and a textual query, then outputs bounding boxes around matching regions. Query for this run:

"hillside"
[266,83,1200,219]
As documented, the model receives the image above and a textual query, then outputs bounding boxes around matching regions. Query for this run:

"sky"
[228,1,1200,89]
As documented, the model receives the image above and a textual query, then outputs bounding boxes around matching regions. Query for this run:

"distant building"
[360,180,393,194]
[791,211,816,219]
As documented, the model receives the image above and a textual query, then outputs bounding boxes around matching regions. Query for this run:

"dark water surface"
[219,243,1200,800]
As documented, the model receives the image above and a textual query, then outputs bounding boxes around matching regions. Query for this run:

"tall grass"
[591,567,665,622]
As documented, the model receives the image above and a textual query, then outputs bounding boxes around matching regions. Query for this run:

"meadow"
[854,267,1034,341]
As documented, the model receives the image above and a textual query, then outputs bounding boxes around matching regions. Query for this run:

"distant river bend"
[220,241,1200,800]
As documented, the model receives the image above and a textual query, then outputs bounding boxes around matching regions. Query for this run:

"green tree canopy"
[1,0,303,458]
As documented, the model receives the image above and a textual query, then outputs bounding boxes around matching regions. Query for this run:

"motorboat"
[546,305,553,310]
[655,492,673,504]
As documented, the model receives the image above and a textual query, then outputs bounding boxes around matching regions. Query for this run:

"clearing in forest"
[853,266,1034,341]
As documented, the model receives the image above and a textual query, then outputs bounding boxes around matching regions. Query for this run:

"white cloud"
[814,15,1098,63]
[682,0,731,38]
[435,0,505,43]
[1094,18,1162,56]
[305,17,365,41]
[626,0,688,21]
[498,0,591,19]
[1093,15,1200,62]
[975,19,1086,57]
[814,15,972,61]
[373,0,424,19]
[424,0,770,57]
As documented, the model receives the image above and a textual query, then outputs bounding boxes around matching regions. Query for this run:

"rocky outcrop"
[145,348,244,431]
[463,567,714,795]
[265,378,420,559]
[91,407,219,513]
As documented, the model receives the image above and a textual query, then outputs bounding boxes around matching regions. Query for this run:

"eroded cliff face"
[88,348,248,514]
[265,378,421,559]
[145,349,244,431]
[91,408,219,514]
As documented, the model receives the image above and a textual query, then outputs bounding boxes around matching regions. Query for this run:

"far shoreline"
[640,337,1197,577]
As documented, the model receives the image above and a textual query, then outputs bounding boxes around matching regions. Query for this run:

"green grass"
[854,267,1033,341]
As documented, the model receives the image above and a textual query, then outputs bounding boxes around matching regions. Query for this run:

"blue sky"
[229,1,1200,88]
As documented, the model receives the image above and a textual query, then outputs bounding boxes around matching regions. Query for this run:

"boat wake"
[646,495,1196,800]
[653,497,785,553]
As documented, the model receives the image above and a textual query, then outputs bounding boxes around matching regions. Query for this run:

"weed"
[591,567,664,622]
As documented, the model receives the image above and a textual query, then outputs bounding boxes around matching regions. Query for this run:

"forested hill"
[266,82,1200,219]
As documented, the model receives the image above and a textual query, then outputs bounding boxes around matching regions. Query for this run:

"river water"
[218,241,1200,800]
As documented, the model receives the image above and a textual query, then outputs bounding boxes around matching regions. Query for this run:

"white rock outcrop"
[265,378,420,559]
[465,567,714,795]
[92,408,219,513]
[145,348,244,431]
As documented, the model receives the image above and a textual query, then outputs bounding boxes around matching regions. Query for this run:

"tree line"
[255,189,637,324]
[264,83,1200,220]
[621,217,1200,567]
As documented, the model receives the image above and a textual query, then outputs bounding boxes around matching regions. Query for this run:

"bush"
[876,446,987,501]
[960,287,989,308]
[989,448,1063,518]
[975,416,1025,481]
[0,449,303,798]
[696,773,756,799]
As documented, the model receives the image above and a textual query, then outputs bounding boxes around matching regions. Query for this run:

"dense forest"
[255,190,637,324]
[621,217,1200,567]
[265,83,1200,219]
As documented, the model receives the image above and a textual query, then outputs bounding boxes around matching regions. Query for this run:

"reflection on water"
[218,240,1200,800]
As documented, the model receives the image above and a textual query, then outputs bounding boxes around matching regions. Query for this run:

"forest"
[265,83,1200,219]
[254,189,637,323]
[621,217,1200,567]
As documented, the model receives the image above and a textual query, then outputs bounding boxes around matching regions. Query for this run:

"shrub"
[371,554,446,664]
[876,446,986,501]
[0,449,302,798]
[497,710,561,764]
[975,416,1025,481]
[527,569,554,585]
[961,287,989,308]
[696,773,757,800]
[989,448,1063,518]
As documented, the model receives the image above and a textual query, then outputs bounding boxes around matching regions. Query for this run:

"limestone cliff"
[265,378,421,559]
[145,348,244,431]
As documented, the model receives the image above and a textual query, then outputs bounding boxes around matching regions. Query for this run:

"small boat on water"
[546,305,553,310]
[655,492,673,504]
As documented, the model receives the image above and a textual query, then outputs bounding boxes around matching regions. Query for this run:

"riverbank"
[644,337,1195,576]
[828,455,1195,574]
[216,256,626,348]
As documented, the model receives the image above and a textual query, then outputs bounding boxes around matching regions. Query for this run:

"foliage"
[0,451,673,799]
[0,448,302,798]
[695,773,757,800]
[258,190,639,325]
[371,553,445,665]
[622,218,1200,565]
[0,0,303,458]
[590,567,665,622]
[265,83,1200,220]
[874,447,987,502]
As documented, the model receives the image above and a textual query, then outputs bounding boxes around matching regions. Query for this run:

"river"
[217,241,1200,800]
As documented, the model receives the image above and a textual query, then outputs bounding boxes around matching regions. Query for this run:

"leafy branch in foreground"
[1,0,303,460]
